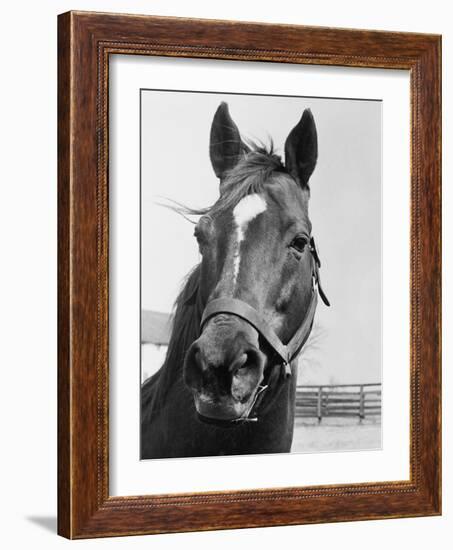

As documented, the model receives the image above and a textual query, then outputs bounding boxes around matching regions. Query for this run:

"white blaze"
[232,194,267,287]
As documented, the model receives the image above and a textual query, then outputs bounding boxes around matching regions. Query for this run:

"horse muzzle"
[184,316,266,423]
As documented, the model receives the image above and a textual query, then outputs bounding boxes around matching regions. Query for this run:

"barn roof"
[141,310,173,345]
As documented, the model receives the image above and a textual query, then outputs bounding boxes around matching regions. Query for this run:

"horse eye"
[194,216,212,241]
[194,225,206,248]
[290,236,308,253]
[194,227,202,242]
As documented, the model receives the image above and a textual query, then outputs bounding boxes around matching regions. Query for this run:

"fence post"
[359,385,365,422]
[317,386,323,423]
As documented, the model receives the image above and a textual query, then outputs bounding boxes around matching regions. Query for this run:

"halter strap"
[200,292,318,367]
[202,298,289,364]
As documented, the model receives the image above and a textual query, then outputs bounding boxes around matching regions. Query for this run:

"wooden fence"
[295,383,381,422]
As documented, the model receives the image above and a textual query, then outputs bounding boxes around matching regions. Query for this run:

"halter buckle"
[283,361,292,377]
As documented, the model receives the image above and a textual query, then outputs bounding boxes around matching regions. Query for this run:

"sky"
[141,90,382,384]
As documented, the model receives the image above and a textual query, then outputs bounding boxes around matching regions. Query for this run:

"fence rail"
[295,383,381,422]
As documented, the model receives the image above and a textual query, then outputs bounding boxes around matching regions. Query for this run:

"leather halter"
[197,236,330,426]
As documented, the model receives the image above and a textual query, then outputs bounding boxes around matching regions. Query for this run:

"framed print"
[58,11,441,538]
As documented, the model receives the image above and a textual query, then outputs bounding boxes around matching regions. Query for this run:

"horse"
[141,102,329,459]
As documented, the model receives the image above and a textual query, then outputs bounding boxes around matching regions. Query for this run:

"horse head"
[184,102,328,425]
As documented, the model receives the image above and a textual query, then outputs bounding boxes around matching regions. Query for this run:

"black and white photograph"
[0,0,446,545]
[140,90,382,460]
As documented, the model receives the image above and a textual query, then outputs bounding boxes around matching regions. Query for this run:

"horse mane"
[142,143,291,420]
[141,264,203,419]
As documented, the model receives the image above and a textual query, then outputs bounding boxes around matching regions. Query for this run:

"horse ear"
[210,102,246,181]
[284,109,318,189]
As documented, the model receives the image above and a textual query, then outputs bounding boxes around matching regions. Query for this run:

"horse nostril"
[184,341,204,390]
[184,339,266,404]
[231,347,265,403]
[229,352,248,373]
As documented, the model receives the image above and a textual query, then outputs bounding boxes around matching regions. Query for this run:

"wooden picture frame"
[58,10,441,539]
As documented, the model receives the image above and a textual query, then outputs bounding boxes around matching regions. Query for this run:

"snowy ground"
[291,417,381,454]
